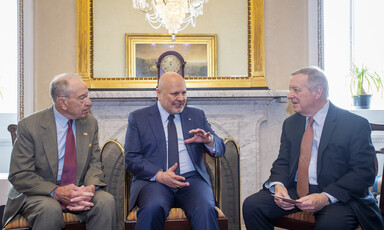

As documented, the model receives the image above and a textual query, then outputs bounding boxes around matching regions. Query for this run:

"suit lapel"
[180,108,194,157]
[40,107,59,178]
[75,119,89,184]
[291,115,306,176]
[317,103,337,176]
[148,105,167,169]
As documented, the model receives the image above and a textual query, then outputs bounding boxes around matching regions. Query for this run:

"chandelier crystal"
[133,0,208,36]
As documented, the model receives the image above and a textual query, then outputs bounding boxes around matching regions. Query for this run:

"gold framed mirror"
[77,0,266,89]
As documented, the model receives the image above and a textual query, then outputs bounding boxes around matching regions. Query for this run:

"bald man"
[124,72,226,230]
[2,73,115,230]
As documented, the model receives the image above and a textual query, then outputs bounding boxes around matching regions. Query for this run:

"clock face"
[160,54,181,73]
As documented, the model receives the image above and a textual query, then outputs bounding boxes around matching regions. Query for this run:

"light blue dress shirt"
[295,100,330,185]
[53,106,77,182]
[156,101,217,176]
[157,101,195,174]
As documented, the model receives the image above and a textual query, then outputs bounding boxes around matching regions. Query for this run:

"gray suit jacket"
[2,106,106,227]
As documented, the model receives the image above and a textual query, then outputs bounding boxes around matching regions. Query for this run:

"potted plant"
[349,64,383,109]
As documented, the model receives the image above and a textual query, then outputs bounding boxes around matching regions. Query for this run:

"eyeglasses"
[59,94,90,103]
[77,94,90,103]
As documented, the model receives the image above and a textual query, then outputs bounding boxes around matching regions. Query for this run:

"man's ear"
[313,86,323,99]
[57,97,68,110]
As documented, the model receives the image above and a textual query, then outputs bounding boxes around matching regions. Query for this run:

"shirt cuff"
[205,144,216,155]
[151,170,163,181]
[323,192,338,203]
[265,182,284,193]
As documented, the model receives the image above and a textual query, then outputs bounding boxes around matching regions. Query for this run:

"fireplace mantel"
[89,89,288,229]
[89,89,288,100]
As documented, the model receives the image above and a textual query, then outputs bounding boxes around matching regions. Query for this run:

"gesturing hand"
[184,129,214,147]
[156,163,189,189]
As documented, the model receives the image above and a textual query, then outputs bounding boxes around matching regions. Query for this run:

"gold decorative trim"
[17,0,24,119]
[101,138,124,154]
[100,139,126,218]
[77,0,266,89]
[126,34,217,78]
[248,0,266,78]
[224,137,240,155]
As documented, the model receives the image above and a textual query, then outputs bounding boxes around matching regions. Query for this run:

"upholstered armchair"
[124,142,229,230]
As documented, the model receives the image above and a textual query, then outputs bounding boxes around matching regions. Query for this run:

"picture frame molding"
[76,0,266,89]
[126,34,217,78]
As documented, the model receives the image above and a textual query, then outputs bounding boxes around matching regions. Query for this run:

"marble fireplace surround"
[89,89,289,228]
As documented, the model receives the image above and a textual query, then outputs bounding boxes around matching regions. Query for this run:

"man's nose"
[85,97,92,106]
[287,91,293,99]
[176,94,185,100]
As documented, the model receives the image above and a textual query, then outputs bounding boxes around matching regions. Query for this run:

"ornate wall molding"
[77,0,267,89]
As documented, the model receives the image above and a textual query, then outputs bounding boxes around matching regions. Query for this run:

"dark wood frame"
[156,51,186,78]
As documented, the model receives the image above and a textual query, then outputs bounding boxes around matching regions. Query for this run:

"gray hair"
[50,73,82,103]
[291,66,329,98]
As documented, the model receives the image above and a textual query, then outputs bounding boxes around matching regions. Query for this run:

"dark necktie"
[60,119,77,186]
[168,115,180,175]
[297,117,314,198]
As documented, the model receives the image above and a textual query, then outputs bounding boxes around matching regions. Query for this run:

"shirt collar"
[53,106,71,128]
[157,101,180,123]
[309,100,330,126]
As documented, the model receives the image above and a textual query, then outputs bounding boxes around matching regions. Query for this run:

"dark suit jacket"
[2,106,106,227]
[266,102,382,230]
[124,104,225,210]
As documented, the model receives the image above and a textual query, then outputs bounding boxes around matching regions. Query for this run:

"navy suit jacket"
[124,104,225,210]
[266,102,383,230]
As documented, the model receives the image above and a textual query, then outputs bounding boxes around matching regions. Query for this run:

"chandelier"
[133,0,208,38]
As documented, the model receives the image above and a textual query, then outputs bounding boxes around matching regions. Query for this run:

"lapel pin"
[83,132,88,136]
[89,143,92,147]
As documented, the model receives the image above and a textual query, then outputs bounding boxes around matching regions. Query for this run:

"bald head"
[158,72,186,90]
[156,72,187,115]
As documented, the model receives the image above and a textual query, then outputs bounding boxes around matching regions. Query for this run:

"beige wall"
[34,0,77,111]
[33,0,308,111]
[265,0,309,90]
